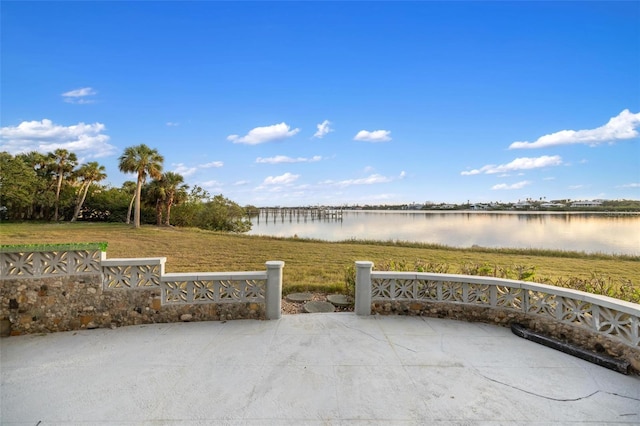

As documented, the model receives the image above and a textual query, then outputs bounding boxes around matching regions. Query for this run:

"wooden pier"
[256,207,343,224]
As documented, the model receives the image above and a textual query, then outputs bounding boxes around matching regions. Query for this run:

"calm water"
[248,210,640,255]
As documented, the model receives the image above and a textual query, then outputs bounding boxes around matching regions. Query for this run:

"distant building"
[540,202,565,208]
[405,203,424,210]
[469,204,489,210]
[571,200,603,208]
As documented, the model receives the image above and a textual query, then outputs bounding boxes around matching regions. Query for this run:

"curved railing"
[354,261,640,349]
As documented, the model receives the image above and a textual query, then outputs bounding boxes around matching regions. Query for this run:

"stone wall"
[372,300,640,374]
[0,274,265,336]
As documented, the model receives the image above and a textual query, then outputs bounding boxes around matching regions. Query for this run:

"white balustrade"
[1,245,284,320]
[0,249,102,279]
[355,261,640,349]
[160,272,266,304]
[101,257,166,289]
[160,261,284,320]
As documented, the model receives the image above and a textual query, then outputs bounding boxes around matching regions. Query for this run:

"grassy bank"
[1,222,638,299]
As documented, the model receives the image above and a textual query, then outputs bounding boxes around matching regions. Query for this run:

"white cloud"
[227,122,300,145]
[172,160,224,177]
[354,129,392,142]
[320,174,393,188]
[256,155,322,164]
[313,120,333,138]
[263,172,300,185]
[509,109,640,149]
[200,180,223,188]
[62,87,95,97]
[233,180,250,186]
[172,163,198,177]
[491,181,532,190]
[200,180,222,186]
[618,183,640,188]
[0,119,116,157]
[201,161,224,168]
[166,122,180,127]
[62,87,97,104]
[461,155,563,176]
[569,184,585,190]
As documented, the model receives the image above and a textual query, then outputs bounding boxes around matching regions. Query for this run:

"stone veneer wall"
[0,274,264,336]
[372,300,640,374]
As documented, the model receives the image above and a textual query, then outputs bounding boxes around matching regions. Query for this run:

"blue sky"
[1,1,639,207]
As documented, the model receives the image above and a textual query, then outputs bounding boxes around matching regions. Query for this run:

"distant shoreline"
[256,208,640,216]
[342,210,640,215]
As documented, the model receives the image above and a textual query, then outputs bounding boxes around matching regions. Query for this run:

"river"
[247,210,640,256]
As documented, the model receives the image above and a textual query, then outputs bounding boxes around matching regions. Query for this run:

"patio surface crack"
[475,369,640,403]
[328,316,418,352]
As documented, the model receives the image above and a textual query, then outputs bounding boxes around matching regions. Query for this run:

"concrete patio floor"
[1,313,639,425]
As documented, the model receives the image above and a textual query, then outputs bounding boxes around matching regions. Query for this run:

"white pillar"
[265,261,284,320]
[355,261,374,316]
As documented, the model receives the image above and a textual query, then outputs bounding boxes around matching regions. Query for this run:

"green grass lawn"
[1,222,638,299]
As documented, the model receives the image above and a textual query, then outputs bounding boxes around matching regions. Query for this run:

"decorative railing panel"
[101,258,166,289]
[559,297,593,326]
[596,306,637,345]
[495,286,523,310]
[160,272,266,305]
[526,289,557,317]
[357,266,640,348]
[0,249,102,279]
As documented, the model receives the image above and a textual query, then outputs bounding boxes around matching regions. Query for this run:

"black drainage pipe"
[510,323,630,375]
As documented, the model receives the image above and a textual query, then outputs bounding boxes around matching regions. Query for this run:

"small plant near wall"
[344,264,356,297]
[546,274,640,304]
[376,259,450,273]
[512,264,536,280]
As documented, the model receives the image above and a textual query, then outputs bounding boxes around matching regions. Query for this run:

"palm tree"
[121,181,137,224]
[118,144,164,228]
[143,179,167,226]
[160,172,188,226]
[20,151,48,174]
[71,162,107,222]
[49,149,78,221]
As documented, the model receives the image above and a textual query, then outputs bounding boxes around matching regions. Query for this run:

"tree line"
[0,145,252,232]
